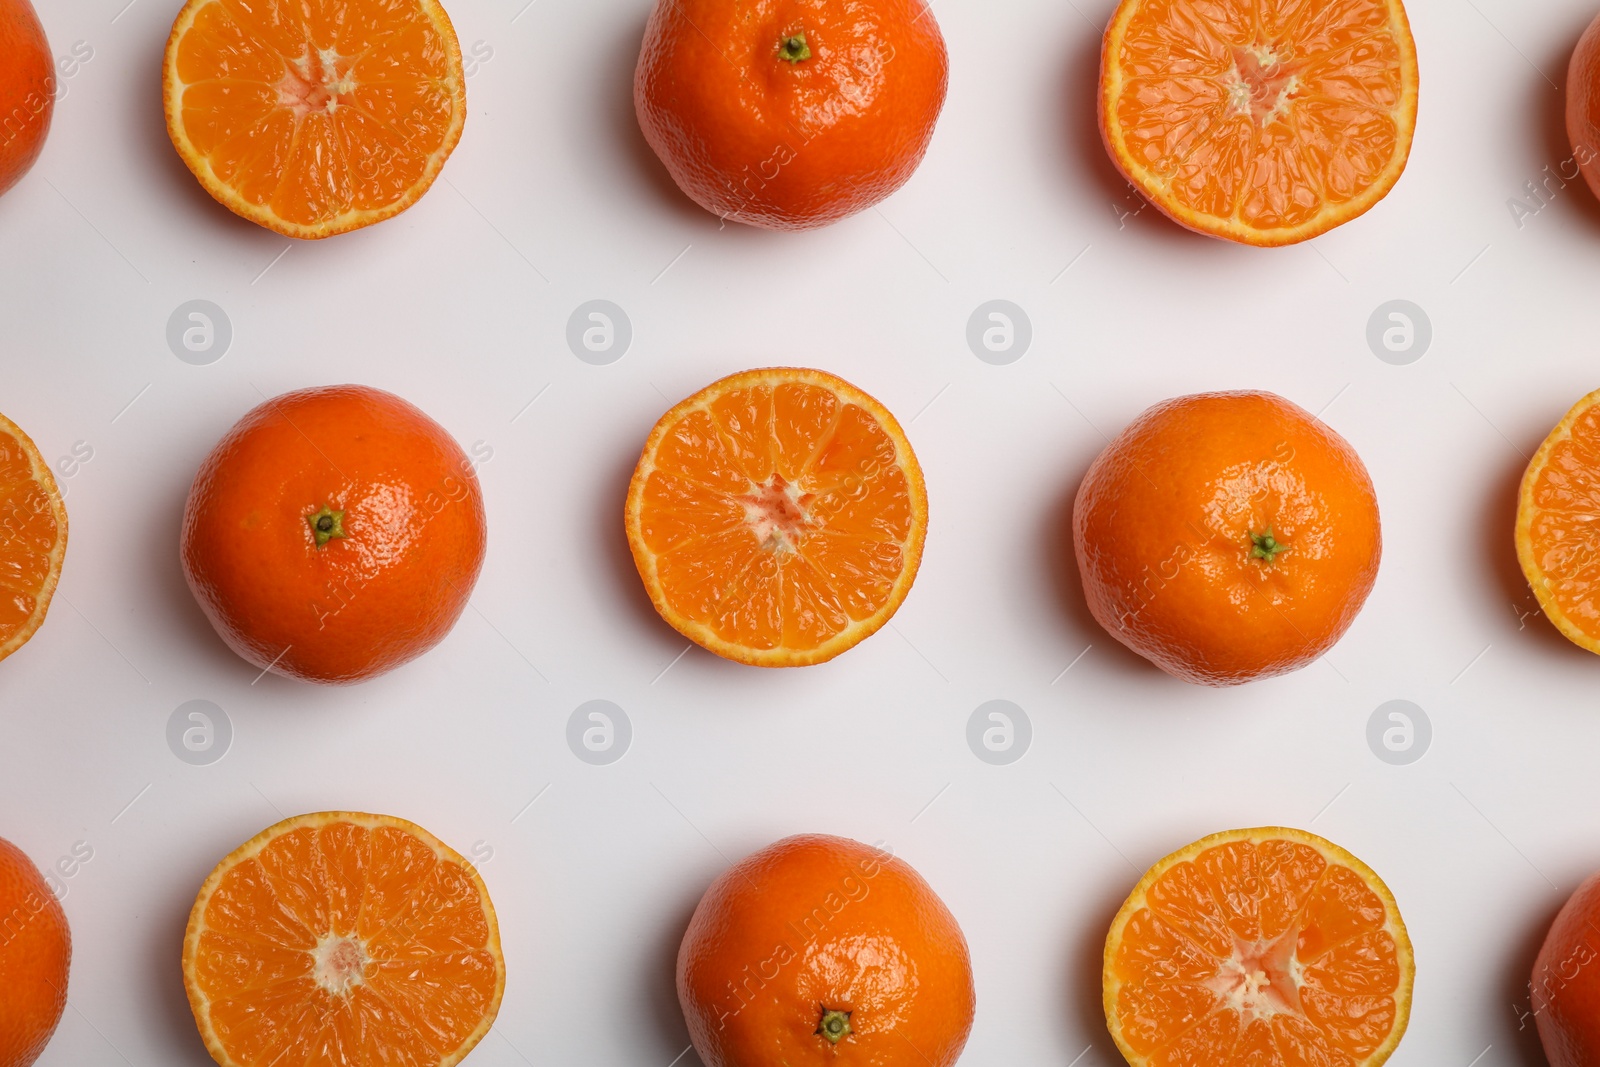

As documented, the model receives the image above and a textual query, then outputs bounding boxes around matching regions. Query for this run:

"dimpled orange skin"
[678,834,975,1067]
[0,0,53,199]
[1533,871,1600,1067]
[180,385,486,685]
[634,0,948,230]
[1571,12,1600,203]
[0,836,70,1067]
[1073,392,1381,687]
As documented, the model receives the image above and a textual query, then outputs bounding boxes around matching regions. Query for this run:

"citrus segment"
[0,413,66,666]
[1104,827,1412,1067]
[163,0,465,239]
[626,368,927,667]
[182,812,504,1067]
[1100,0,1418,245]
[1516,388,1600,653]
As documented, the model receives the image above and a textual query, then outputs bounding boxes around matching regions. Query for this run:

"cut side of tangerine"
[182,812,505,1067]
[625,367,928,668]
[163,0,466,239]
[1104,826,1413,1067]
[0,412,66,665]
[1517,388,1600,654]
[1100,0,1419,246]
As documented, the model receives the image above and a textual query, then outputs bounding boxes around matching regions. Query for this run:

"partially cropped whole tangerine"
[678,834,975,1067]
[180,385,487,685]
[1571,11,1600,203]
[0,835,70,1067]
[634,0,949,230]
[1073,391,1381,686]
[0,0,54,198]
[1533,869,1600,1067]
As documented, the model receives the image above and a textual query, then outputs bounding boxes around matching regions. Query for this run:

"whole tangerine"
[0,835,70,1067]
[678,834,975,1067]
[0,0,53,198]
[180,385,487,685]
[634,0,948,230]
[1533,870,1600,1067]
[1073,391,1381,686]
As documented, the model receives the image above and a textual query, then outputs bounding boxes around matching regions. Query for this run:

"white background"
[3,0,1598,1063]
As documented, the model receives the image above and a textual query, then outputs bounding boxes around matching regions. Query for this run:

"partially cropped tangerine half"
[182,812,504,1067]
[0,412,66,667]
[1517,387,1600,654]
[1104,827,1413,1067]
[625,368,927,667]
[1100,0,1418,245]
[163,0,466,239]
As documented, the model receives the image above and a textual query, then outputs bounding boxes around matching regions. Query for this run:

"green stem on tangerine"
[308,505,347,548]
[816,1007,853,1045]
[1250,527,1290,563]
[780,31,812,63]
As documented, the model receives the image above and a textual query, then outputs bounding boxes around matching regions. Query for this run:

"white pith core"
[1202,928,1305,1021]
[1225,43,1301,125]
[311,934,368,996]
[741,474,813,552]
[279,45,357,115]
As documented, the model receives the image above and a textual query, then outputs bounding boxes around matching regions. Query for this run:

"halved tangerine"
[1104,826,1413,1067]
[1517,387,1600,654]
[0,411,67,666]
[1100,0,1419,245]
[625,368,928,667]
[182,811,505,1067]
[163,0,466,239]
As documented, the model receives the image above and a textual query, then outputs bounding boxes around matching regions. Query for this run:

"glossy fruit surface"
[678,834,974,1067]
[634,0,948,229]
[1569,12,1600,203]
[182,811,504,1067]
[1517,388,1600,655]
[1104,827,1412,1067]
[0,836,70,1067]
[163,0,465,238]
[1533,869,1600,1067]
[0,412,66,666]
[1100,0,1418,245]
[1073,391,1380,686]
[0,0,53,198]
[626,368,926,667]
[180,385,486,685]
